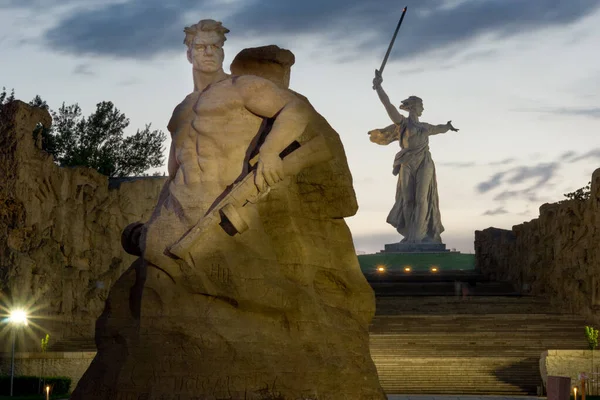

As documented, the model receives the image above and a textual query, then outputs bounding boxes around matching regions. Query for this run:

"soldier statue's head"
[184,19,230,74]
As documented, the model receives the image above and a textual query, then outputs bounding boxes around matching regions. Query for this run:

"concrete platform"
[387,396,546,400]
[383,242,449,253]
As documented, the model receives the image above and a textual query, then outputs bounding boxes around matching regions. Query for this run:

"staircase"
[370,295,589,395]
[48,272,590,396]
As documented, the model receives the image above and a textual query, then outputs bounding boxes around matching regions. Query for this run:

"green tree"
[43,100,166,177]
[1,87,166,178]
[29,94,49,110]
[0,86,15,105]
[563,181,592,202]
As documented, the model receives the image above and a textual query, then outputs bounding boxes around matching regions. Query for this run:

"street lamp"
[8,309,28,397]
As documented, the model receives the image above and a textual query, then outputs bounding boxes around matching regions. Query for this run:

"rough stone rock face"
[475,168,600,325]
[71,45,385,400]
[231,45,295,89]
[0,101,165,347]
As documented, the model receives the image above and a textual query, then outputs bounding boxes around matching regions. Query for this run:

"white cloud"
[1,2,599,255]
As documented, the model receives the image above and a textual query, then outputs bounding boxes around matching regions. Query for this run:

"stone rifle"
[168,133,333,260]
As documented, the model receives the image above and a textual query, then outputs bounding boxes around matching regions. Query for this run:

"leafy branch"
[562,181,591,203]
[586,326,598,350]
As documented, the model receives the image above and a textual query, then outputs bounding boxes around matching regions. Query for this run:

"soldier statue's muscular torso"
[169,77,265,206]
[140,21,309,278]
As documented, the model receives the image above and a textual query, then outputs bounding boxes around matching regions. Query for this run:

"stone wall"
[540,350,600,391]
[0,351,95,391]
[0,101,165,349]
[475,168,600,325]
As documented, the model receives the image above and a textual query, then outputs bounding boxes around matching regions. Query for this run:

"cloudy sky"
[1,0,599,254]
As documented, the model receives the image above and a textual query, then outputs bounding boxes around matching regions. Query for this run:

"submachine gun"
[168,133,333,260]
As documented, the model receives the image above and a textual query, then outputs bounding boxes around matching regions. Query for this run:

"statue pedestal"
[383,242,449,253]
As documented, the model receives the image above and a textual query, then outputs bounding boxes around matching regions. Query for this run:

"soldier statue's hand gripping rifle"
[168,133,333,260]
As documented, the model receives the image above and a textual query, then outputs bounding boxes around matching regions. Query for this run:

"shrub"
[586,326,599,350]
[0,376,71,396]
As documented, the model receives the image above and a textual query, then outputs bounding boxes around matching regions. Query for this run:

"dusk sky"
[1,0,599,254]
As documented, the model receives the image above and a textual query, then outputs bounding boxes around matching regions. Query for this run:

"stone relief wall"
[0,352,95,390]
[0,101,164,348]
[540,350,600,389]
[475,168,600,325]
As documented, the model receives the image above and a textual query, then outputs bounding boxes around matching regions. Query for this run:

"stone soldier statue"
[71,19,385,400]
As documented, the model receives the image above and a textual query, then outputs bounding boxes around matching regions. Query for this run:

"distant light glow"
[404,266,411,272]
[9,309,28,326]
[431,267,439,273]
[377,266,386,273]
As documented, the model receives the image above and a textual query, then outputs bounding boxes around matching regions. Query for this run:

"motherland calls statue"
[369,71,458,249]
[71,19,386,400]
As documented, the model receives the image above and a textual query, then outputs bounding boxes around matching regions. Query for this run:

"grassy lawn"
[570,397,600,400]
[358,252,475,273]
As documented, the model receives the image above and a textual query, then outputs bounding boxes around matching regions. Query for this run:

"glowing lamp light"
[574,386,578,400]
[9,309,28,326]
[8,308,29,396]
[45,385,50,400]
[431,267,439,273]
[376,266,386,273]
[404,266,411,272]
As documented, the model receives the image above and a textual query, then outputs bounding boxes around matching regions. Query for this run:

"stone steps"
[371,315,586,331]
[371,282,519,297]
[373,357,540,395]
[371,338,585,348]
[375,296,574,315]
[364,271,485,283]
[49,292,587,396]
[370,294,587,395]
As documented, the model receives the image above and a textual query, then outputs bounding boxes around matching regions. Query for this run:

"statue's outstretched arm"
[422,120,459,136]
